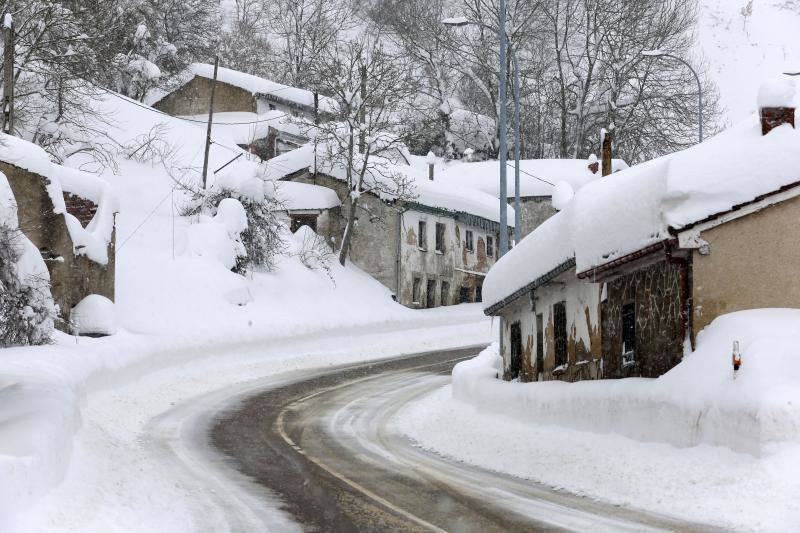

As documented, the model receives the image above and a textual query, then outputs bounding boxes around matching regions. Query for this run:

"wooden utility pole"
[3,13,14,135]
[358,65,367,154]
[201,56,219,191]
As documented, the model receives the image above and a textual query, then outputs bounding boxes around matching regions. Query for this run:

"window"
[268,103,276,111]
[412,277,421,304]
[475,281,483,302]
[622,303,636,366]
[459,286,471,303]
[553,301,567,367]
[465,230,474,252]
[418,220,428,251]
[426,279,437,308]
[487,235,494,257]
[435,223,446,253]
[441,281,450,306]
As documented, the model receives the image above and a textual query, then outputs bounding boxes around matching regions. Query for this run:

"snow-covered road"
[12,319,492,532]
[213,347,708,532]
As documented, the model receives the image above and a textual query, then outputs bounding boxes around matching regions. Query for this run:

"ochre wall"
[692,194,800,335]
[153,77,257,116]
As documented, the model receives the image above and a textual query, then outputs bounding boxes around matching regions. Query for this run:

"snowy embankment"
[396,309,800,531]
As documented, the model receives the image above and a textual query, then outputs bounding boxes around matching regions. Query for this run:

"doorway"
[510,321,522,380]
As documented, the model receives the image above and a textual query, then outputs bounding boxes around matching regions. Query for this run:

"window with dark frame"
[418,220,428,251]
[553,301,567,367]
[435,223,446,253]
[412,277,421,304]
[441,281,450,306]
[487,235,494,257]
[622,303,636,366]
[465,230,474,252]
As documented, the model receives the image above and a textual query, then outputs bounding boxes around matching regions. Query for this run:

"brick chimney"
[758,78,796,135]
[587,153,599,175]
[601,124,614,177]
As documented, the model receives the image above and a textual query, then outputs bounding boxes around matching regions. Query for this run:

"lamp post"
[642,50,704,143]
[443,10,521,248]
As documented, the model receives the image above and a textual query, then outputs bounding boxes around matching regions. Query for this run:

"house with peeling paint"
[266,143,514,308]
[483,79,800,382]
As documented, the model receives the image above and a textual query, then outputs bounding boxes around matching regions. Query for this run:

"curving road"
[212,347,710,532]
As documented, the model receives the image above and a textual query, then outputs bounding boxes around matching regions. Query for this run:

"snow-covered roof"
[437,158,628,198]
[180,111,308,146]
[484,113,800,311]
[186,64,337,114]
[264,142,514,227]
[275,181,340,211]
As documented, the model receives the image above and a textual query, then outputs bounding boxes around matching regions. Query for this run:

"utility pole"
[3,13,14,135]
[498,0,509,258]
[358,65,367,154]
[201,56,219,191]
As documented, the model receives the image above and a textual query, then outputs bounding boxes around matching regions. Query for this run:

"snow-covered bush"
[179,198,249,272]
[183,173,286,273]
[0,224,56,346]
[293,225,336,285]
[70,295,117,337]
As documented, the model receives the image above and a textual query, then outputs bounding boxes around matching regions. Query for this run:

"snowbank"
[452,309,800,456]
[70,295,117,336]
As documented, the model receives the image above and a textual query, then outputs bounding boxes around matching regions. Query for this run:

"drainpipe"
[666,244,692,351]
[395,207,409,301]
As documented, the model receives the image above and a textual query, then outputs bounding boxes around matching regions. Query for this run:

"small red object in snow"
[732,340,742,374]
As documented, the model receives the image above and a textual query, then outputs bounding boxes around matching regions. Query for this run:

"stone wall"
[514,196,557,239]
[0,161,115,330]
[601,259,684,378]
[153,77,257,116]
[692,193,800,335]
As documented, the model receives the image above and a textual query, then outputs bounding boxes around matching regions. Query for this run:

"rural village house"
[267,143,514,308]
[0,135,118,334]
[152,64,335,160]
[483,79,800,382]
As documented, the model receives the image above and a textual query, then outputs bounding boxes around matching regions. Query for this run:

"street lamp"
[443,8,522,248]
[641,50,704,143]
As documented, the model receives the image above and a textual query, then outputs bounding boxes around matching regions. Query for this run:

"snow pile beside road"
[452,309,800,455]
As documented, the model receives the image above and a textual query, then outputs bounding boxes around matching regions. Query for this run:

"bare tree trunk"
[338,195,358,266]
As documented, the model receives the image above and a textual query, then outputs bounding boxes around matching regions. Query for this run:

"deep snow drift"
[396,309,800,531]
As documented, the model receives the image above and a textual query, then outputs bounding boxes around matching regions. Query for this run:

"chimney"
[758,78,796,136]
[587,153,599,175]
[426,151,436,181]
[601,124,614,177]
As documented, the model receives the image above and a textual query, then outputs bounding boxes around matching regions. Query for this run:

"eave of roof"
[484,257,576,315]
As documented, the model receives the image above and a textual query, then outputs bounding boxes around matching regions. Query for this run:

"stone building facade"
[286,170,506,307]
[0,161,116,331]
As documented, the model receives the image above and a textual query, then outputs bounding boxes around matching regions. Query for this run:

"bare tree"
[311,32,419,266]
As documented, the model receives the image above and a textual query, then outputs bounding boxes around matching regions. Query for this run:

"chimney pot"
[760,106,795,135]
[758,78,796,135]
[587,153,599,174]
[601,128,613,177]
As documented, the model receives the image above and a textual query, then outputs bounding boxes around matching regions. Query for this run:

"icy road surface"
[213,347,713,532]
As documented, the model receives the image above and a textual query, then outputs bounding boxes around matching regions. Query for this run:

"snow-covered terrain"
[396,309,800,531]
[0,89,494,531]
[699,0,800,123]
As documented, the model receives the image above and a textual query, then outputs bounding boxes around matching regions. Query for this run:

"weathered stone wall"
[692,193,800,335]
[0,161,115,330]
[498,272,603,382]
[601,259,684,378]
[153,77,257,116]
[514,196,557,239]
[398,211,500,307]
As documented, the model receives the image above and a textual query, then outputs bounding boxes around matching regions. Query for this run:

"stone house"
[436,155,627,239]
[152,63,336,161]
[482,80,800,382]
[0,135,118,333]
[268,145,513,307]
